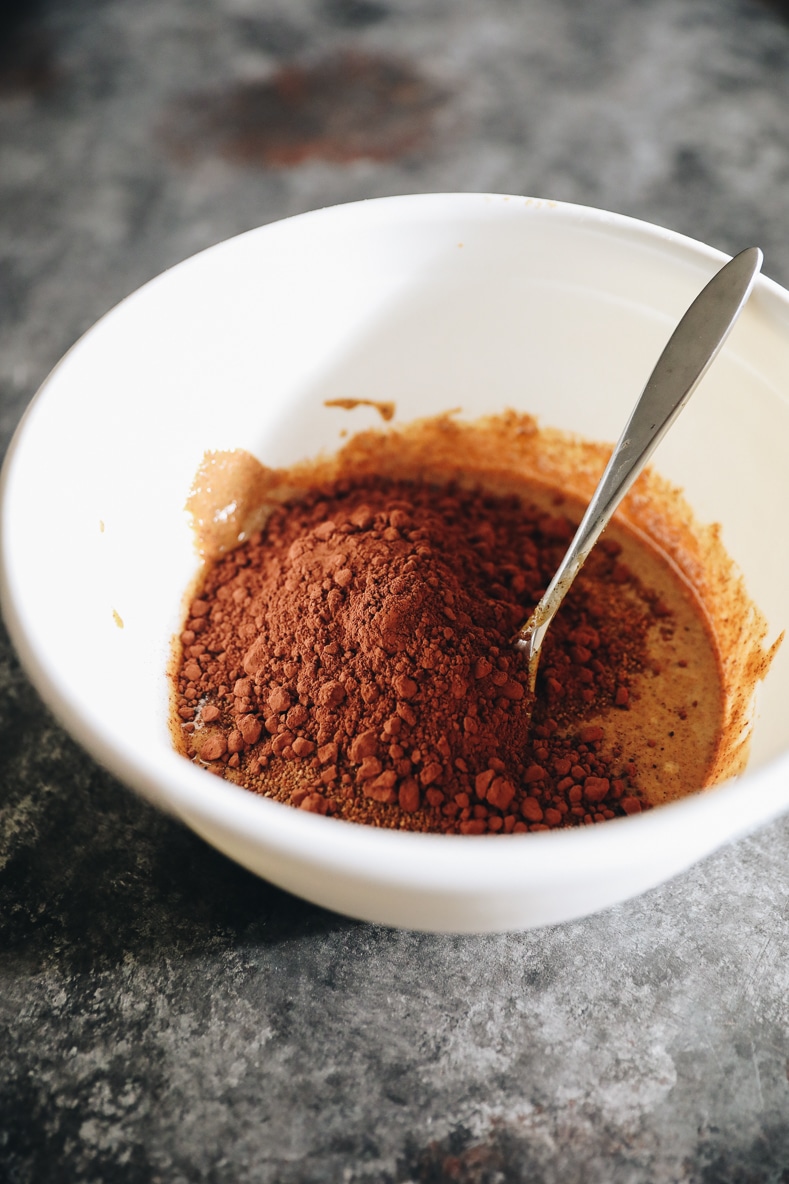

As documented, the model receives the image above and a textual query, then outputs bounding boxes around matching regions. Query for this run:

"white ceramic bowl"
[2,194,789,933]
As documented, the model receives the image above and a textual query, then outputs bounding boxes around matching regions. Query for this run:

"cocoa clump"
[173,474,664,833]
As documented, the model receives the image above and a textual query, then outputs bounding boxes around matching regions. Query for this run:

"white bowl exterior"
[3,193,789,932]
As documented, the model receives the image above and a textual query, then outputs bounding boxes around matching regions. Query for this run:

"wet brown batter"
[172,411,775,827]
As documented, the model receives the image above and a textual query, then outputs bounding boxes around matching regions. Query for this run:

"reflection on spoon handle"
[514,245,763,690]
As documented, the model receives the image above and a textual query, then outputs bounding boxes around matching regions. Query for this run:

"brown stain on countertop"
[161,50,449,167]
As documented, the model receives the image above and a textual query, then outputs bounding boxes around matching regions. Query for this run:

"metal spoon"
[514,245,763,690]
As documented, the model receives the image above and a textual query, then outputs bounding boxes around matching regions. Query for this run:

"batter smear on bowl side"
[170,412,776,834]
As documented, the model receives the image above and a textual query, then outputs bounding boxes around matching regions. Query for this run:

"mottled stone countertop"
[3,1,789,1180]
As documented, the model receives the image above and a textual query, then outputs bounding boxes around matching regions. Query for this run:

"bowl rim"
[3,190,789,895]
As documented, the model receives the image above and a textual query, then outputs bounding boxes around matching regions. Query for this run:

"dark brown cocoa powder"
[173,472,673,833]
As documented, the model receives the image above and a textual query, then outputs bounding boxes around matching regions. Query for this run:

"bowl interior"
[3,193,789,929]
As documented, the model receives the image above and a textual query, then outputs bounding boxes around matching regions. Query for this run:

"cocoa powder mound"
[173,474,664,833]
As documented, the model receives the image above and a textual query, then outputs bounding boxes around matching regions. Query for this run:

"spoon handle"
[515,245,763,685]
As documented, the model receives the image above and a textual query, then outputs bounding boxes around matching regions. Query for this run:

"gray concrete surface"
[2,1,789,1180]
